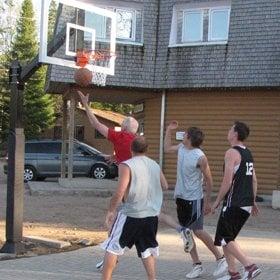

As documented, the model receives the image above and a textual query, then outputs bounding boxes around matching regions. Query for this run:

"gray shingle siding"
[48,0,280,90]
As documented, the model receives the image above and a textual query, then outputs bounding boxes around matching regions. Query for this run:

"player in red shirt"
[77,90,138,164]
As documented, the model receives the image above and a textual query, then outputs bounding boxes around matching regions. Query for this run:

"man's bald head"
[121,117,139,134]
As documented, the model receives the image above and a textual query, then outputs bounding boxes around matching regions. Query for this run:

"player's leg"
[137,216,159,280]
[101,252,118,280]
[194,229,222,259]
[158,211,183,232]
[142,255,156,280]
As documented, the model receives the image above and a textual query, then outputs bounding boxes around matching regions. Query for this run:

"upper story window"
[208,8,230,41]
[85,6,143,45]
[170,2,231,47]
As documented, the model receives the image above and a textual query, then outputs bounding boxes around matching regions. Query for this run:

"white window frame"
[85,6,139,45]
[208,7,230,42]
[115,8,136,41]
[182,9,203,43]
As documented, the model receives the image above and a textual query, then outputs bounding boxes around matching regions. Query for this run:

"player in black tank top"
[212,122,261,280]
[224,146,254,208]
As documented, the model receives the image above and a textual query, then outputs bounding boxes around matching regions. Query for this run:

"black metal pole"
[0,60,25,254]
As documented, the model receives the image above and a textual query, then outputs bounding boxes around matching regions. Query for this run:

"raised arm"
[77,90,109,138]
[198,155,213,215]
[164,121,180,153]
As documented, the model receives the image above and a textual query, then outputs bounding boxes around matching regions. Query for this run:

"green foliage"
[11,0,37,63]
[91,102,134,115]
[48,0,58,41]
[0,0,56,144]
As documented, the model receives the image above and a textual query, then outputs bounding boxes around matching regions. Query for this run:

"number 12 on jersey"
[246,162,253,175]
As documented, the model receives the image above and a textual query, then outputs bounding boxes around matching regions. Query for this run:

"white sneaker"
[216,272,241,280]
[181,228,194,253]
[213,257,228,277]
[186,264,204,279]
[95,259,104,271]
[242,264,261,280]
[216,275,232,280]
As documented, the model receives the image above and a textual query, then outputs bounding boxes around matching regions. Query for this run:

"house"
[46,0,280,194]
[42,106,126,154]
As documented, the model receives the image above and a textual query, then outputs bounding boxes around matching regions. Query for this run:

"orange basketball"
[74,68,93,87]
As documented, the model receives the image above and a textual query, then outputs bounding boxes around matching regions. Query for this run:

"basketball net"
[76,50,115,87]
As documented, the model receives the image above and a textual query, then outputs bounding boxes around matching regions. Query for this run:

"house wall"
[144,90,280,195]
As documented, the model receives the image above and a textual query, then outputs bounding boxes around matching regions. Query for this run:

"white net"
[92,71,107,86]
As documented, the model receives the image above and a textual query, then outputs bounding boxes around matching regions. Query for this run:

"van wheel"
[91,164,108,179]
[24,166,37,182]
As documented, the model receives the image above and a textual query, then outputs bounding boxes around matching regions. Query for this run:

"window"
[95,130,105,139]
[53,126,62,139]
[182,11,203,42]
[170,4,231,46]
[85,13,106,40]
[208,8,230,41]
[85,6,143,44]
[116,9,135,40]
[75,126,85,142]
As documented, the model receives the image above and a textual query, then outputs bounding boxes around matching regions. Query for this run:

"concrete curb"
[23,236,71,249]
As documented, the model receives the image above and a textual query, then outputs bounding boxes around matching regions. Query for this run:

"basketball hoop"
[75,49,116,87]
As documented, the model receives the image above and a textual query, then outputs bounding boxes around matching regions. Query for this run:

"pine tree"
[11,0,55,139]
[0,0,18,148]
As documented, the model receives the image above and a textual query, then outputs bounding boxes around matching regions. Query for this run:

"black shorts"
[176,198,204,230]
[101,213,159,258]
[214,206,250,246]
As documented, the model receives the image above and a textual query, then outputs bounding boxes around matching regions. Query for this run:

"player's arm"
[164,121,180,153]
[105,164,130,228]
[212,149,238,211]
[77,90,109,138]
[160,170,169,190]
[252,169,260,216]
[198,156,212,215]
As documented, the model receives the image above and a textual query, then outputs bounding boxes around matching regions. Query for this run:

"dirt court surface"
[0,160,279,256]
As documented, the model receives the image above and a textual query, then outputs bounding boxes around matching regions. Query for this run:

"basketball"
[74,68,93,87]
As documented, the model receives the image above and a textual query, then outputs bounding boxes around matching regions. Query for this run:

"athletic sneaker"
[185,264,204,279]
[216,272,241,280]
[181,228,194,253]
[95,259,104,271]
[213,257,228,277]
[242,264,261,280]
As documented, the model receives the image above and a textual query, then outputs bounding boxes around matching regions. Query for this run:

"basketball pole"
[0,26,74,255]
[0,61,25,254]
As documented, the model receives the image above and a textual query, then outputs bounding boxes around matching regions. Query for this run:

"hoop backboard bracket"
[39,0,117,76]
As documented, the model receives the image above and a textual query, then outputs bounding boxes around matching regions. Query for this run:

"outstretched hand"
[77,90,89,106]
[167,120,179,130]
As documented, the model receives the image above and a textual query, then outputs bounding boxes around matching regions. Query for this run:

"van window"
[25,142,61,154]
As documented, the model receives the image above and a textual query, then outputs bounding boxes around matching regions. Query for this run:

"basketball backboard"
[39,0,117,76]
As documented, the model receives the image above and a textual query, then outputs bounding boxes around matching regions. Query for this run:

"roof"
[77,107,126,125]
[47,0,280,93]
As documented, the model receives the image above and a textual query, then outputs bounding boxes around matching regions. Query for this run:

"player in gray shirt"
[164,121,227,279]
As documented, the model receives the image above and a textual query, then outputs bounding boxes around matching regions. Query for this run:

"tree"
[10,0,55,139]
[0,0,18,147]
[91,102,134,115]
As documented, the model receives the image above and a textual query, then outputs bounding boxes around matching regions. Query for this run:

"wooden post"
[0,61,25,254]
[67,94,75,180]
[60,98,68,178]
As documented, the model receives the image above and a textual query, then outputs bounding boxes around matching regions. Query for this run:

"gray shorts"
[176,198,204,230]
